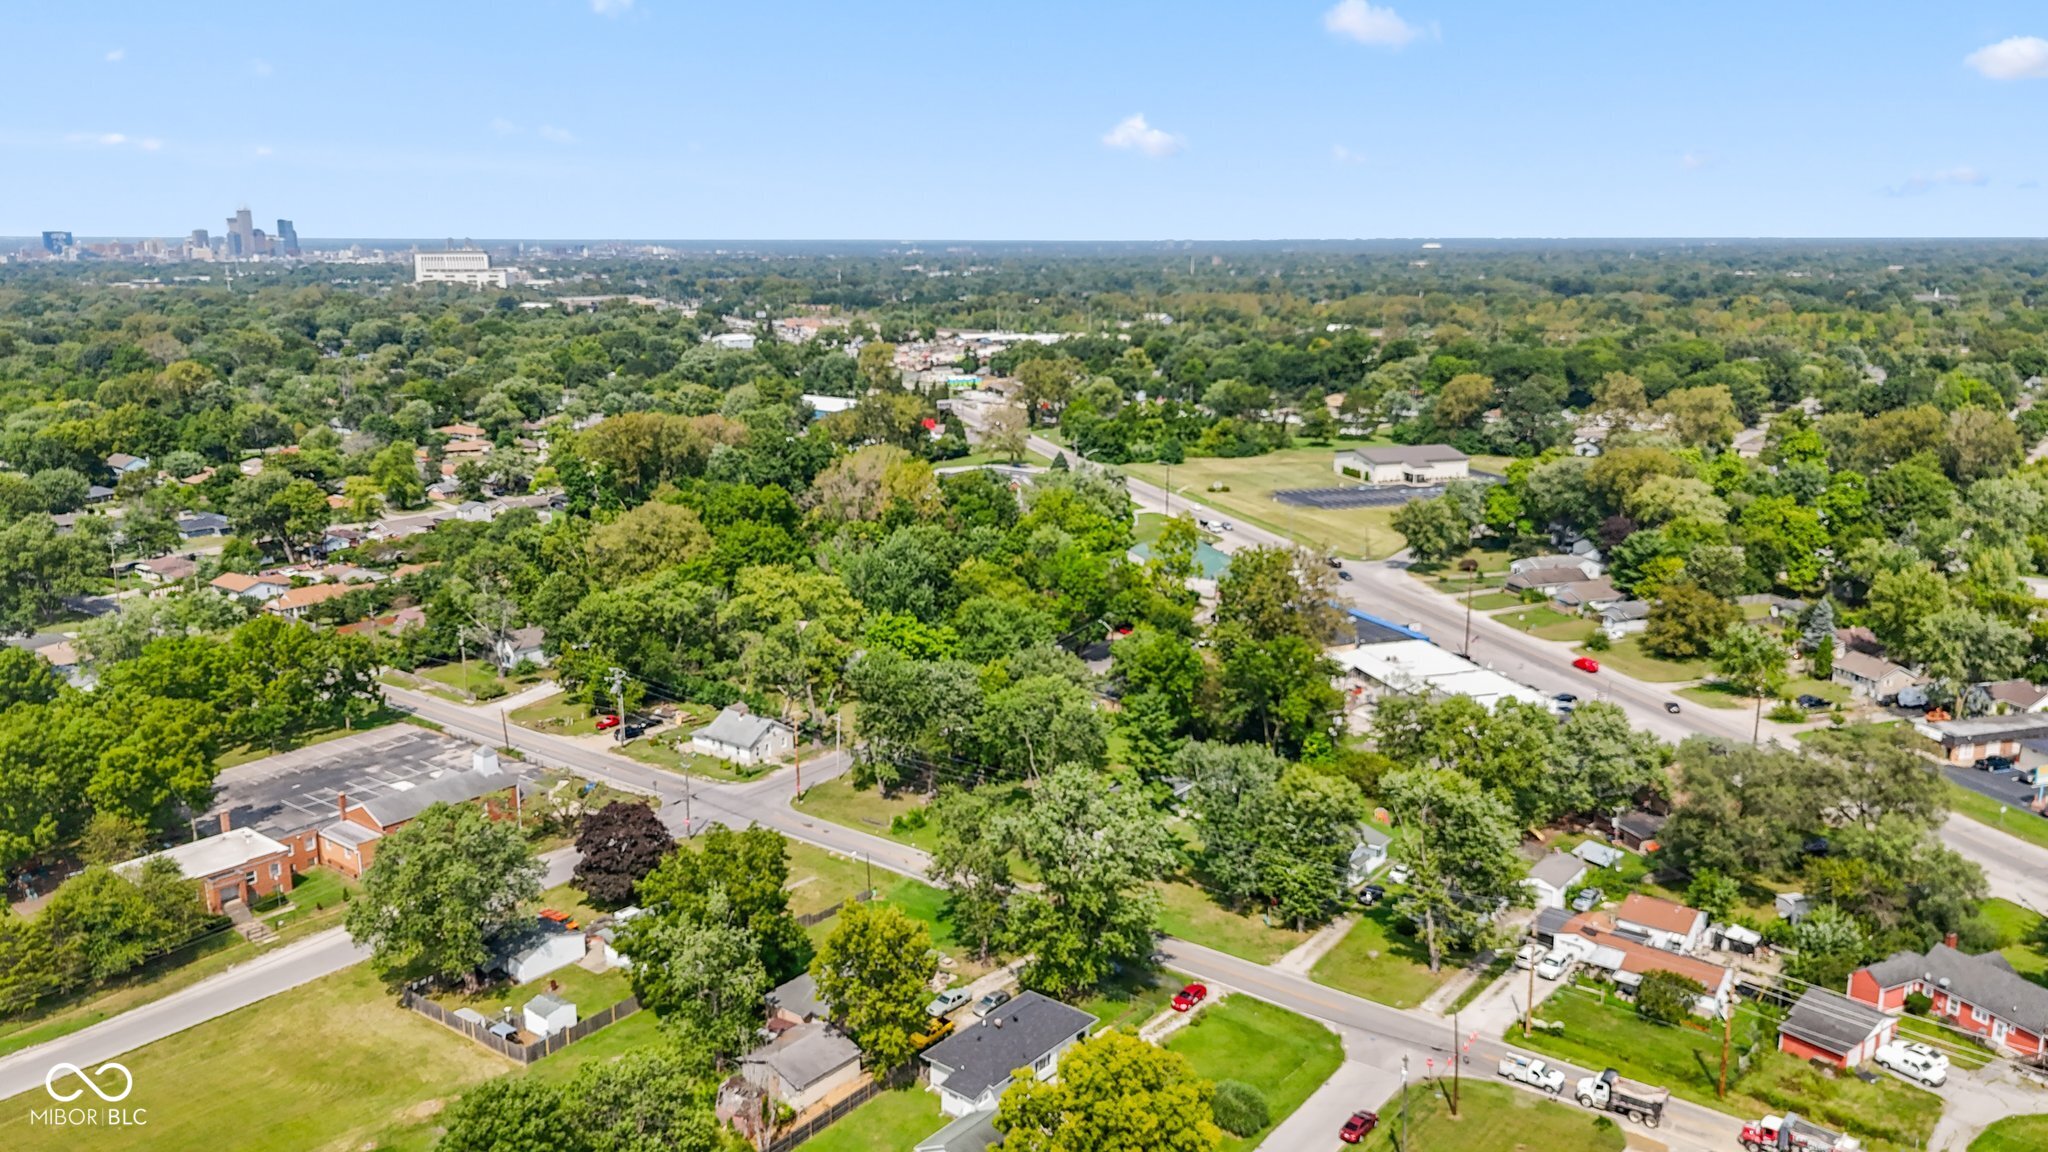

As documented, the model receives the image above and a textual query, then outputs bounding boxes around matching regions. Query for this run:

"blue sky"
[9,1,2048,239]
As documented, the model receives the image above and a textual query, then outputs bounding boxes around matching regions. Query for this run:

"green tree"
[1643,583,1738,661]
[1785,903,1870,990]
[1636,969,1707,1024]
[995,1029,1222,1152]
[344,803,543,987]
[1711,624,1788,745]
[633,825,809,982]
[1683,869,1742,922]
[618,887,770,1059]
[586,501,714,585]
[1391,496,1472,564]
[1382,767,1527,972]
[1012,765,1175,997]
[438,1075,573,1152]
[811,902,939,1070]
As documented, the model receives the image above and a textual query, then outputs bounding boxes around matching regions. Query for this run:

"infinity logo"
[44,1061,133,1103]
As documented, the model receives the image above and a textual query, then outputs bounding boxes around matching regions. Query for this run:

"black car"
[1338,569,1354,581]
[622,722,650,739]
[1795,694,1830,710]
[1553,693,1579,705]
[1975,755,2016,773]
[1355,883,1386,907]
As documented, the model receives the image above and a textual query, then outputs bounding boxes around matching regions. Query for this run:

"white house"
[523,993,577,1038]
[1599,600,1650,639]
[1612,893,1708,954]
[490,921,585,984]
[691,704,795,766]
[1523,850,1589,911]
[922,992,1094,1118]
[1509,554,1604,580]
[709,332,757,352]
[210,572,292,602]
[1332,444,1470,485]
[1831,650,1919,701]
[1346,825,1392,887]
[493,626,548,671]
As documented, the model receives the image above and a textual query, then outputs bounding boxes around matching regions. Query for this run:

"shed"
[489,921,585,984]
[1523,850,1589,911]
[1572,840,1625,869]
[524,993,578,1038]
[1777,988,1895,1068]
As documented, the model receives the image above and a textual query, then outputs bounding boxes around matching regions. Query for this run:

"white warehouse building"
[415,251,509,288]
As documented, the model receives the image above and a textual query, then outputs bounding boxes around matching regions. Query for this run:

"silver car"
[926,988,971,1017]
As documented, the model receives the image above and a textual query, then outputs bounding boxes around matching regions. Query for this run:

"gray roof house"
[1830,650,1918,699]
[492,626,548,671]
[691,704,795,766]
[1853,943,2048,1054]
[768,971,827,1028]
[1504,566,1595,595]
[922,992,1095,1118]
[1522,850,1589,911]
[915,1107,1004,1152]
[1777,987,1895,1067]
[738,1020,862,1112]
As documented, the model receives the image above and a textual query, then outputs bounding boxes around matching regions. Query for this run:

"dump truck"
[1573,1067,1668,1127]
[1739,1113,1862,1152]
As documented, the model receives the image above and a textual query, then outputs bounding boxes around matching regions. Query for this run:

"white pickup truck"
[1497,1054,1566,1094]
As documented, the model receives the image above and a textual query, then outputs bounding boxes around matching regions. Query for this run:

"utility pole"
[500,708,510,750]
[683,754,693,837]
[1719,1003,1733,1099]
[1398,1054,1409,1152]
[607,667,626,745]
[1525,927,1537,1036]
[1462,573,1476,656]
[1451,1012,1461,1116]
[863,851,873,898]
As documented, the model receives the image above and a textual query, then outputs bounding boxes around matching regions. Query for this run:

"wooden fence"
[763,1064,922,1152]
[400,989,642,1064]
[793,889,873,928]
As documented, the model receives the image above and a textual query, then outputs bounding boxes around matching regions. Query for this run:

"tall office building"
[275,219,299,257]
[40,231,73,255]
[226,208,255,258]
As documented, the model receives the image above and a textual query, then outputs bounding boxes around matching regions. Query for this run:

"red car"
[1170,982,1208,1012]
[1572,656,1600,674]
[1339,1110,1379,1143]
[595,714,622,730]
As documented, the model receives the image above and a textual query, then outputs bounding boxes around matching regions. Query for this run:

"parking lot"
[205,726,493,838]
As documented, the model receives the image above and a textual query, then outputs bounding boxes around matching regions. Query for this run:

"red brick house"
[316,752,521,878]
[1848,941,2048,1058]
[1777,987,1896,1068]
[117,827,295,914]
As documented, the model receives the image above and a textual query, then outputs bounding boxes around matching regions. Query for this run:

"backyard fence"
[400,989,642,1064]
[763,1064,922,1152]
[793,889,873,928]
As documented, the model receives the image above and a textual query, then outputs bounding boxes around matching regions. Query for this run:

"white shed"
[524,993,578,1038]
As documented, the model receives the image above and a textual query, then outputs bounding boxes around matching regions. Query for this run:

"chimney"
[1944,932,1959,949]
[220,808,231,832]
[338,792,347,822]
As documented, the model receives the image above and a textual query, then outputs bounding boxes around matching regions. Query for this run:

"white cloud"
[538,124,576,144]
[590,0,633,13]
[1890,167,1989,195]
[1966,36,2048,80]
[489,117,520,136]
[1680,151,1710,170]
[1102,114,1183,158]
[1331,144,1366,166]
[67,132,161,151]
[1323,0,1423,48]
[104,48,125,63]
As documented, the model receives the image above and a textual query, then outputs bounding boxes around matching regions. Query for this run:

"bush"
[1904,991,1932,1016]
[889,807,929,835]
[1584,630,1612,651]
[1210,1080,1269,1137]
[474,679,508,702]
[1636,968,1707,1024]
[1766,700,1805,723]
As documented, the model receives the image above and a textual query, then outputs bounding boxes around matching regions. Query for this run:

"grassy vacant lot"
[1578,635,1708,682]
[1515,986,1939,1150]
[0,964,508,1152]
[431,963,630,1023]
[1948,782,2048,852]
[0,867,359,1059]
[792,779,941,853]
[1973,1114,2048,1152]
[615,731,764,783]
[1982,896,2048,985]
[508,693,596,733]
[1468,591,1525,610]
[1355,1080,1625,1152]
[796,1085,949,1152]
[1312,905,1462,1009]
[1493,605,1596,642]
[412,661,545,701]
[1124,447,1407,559]
[1154,879,1310,965]
[1166,994,1344,1152]
[1075,966,1180,1033]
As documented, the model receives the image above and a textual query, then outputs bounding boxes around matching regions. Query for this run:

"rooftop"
[921,991,1094,1101]
[742,1020,860,1091]
[1832,649,1910,682]
[768,972,826,1021]
[694,704,790,750]
[1528,850,1587,890]
[1614,893,1703,936]
[116,827,290,881]
[1779,987,1891,1056]
[1862,943,2048,1035]
[203,726,498,839]
[1346,444,1468,466]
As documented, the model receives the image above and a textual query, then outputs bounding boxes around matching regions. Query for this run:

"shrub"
[1904,991,1933,1017]
[1766,700,1805,723]
[889,807,929,835]
[1584,630,1612,651]
[474,679,508,702]
[1636,968,1707,1024]
[1210,1080,1269,1137]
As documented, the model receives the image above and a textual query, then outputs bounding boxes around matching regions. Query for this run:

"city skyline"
[9,2,2048,239]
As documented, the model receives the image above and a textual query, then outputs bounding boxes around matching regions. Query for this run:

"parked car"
[1874,1040,1949,1086]
[1338,569,1354,581]
[2019,767,2040,786]
[911,1016,955,1050]
[1570,886,1605,913]
[1794,694,1830,711]
[1339,1111,1380,1144]
[622,723,649,739]
[1974,755,2015,773]
[595,714,622,730]
[1171,983,1208,1012]
[1385,863,1412,885]
[926,988,972,1017]
[1513,941,1546,970]
[1664,700,1682,713]
[1355,883,1386,907]
[1535,950,1571,981]
[1498,1054,1566,1094]
[1326,557,1344,569]
[1553,693,1579,706]
[972,989,1012,1017]
[1573,656,1600,674]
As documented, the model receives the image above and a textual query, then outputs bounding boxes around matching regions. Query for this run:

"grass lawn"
[1124,448,1407,559]
[1783,676,1851,706]
[508,694,597,733]
[430,963,631,1023]
[1676,682,1756,710]
[414,660,542,701]
[1165,994,1344,1152]
[212,709,407,771]
[0,964,509,1152]
[1980,897,2048,985]
[1075,967,1180,1033]
[795,1085,948,1152]
[1311,906,1461,1009]
[1494,605,1576,633]
[1947,782,2048,853]
[1354,1080,1624,1152]
[535,883,604,927]
[0,867,358,1059]
[1973,1115,2048,1152]
[1517,987,1939,1150]
[1468,591,1524,610]
[1154,879,1310,965]
[1580,636,1708,682]
[523,1007,662,1084]
[792,779,941,854]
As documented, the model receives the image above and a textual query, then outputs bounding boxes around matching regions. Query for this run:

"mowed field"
[1123,446,1511,560]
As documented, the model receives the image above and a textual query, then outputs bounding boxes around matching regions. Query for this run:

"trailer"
[1739,1113,1862,1152]
[1573,1068,1668,1127]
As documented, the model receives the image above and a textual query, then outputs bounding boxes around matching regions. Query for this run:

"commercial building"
[1332,638,1551,712]
[1332,444,1470,484]
[115,826,295,914]
[414,251,509,288]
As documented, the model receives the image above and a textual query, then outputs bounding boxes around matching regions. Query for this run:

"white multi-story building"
[414,251,508,288]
